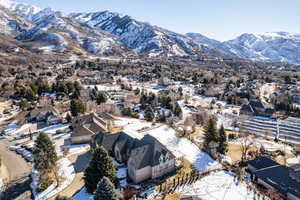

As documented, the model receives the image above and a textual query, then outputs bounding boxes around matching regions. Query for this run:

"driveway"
[0,139,32,199]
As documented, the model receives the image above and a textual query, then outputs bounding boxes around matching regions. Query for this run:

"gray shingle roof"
[91,132,175,170]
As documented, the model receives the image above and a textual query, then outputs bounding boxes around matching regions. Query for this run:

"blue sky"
[16,0,300,41]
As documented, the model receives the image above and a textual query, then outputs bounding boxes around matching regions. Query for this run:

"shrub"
[36,178,54,193]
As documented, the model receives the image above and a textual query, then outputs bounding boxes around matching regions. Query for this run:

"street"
[0,139,32,200]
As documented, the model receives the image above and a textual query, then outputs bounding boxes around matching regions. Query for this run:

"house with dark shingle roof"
[247,157,300,200]
[27,105,61,124]
[71,113,109,144]
[91,132,176,183]
[240,100,274,117]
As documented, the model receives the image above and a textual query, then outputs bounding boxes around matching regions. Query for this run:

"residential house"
[27,106,61,125]
[70,113,111,144]
[91,132,176,183]
[240,100,274,117]
[247,157,300,200]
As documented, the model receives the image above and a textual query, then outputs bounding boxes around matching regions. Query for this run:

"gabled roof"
[249,100,264,110]
[247,156,279,170]
[254,165,300,198]
[130,134,175,169]
[249,157,300,198]
[72,113,108,137]
[290,164,300,182]
[28,106,59,120]
[91,132,175,170]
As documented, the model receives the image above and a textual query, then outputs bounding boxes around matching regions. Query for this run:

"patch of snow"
[116,118,220,171]
[38,123,70,134]
[117,167,127,179]
[62,144,90,156]
[33,158,75,200]
[175,170,257,200]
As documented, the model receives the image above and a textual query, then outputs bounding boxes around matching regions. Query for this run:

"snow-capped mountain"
[16,7,128,56]
[187,32,300,64]
[224,32,300,64]
[1,0,300,64]
[0,0,33,35]
[9,1,41,21]
[69,11,222,57]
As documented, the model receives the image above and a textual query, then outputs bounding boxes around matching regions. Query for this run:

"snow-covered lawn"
[32,158,75,200]
[38,123,70,134]
[115,118,220,172]
[83,84,120,91]
[175,170,257,200]
[62,144,90,156]
[72,166,128,200]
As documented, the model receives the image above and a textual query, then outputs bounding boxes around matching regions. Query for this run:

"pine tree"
[218,125,228,154]
[144,107,155,122]
[174,103,182,118]
[84,147,117,194]
[70,99,85,116]
[94,177,118,200]
[33,133,57,173]
[203,116,218,151]
[96,92,108,105]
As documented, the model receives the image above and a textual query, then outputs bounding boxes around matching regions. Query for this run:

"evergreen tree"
[33,133,57,173]
[96,92,108,105]
[218,125,228,154]
[203,116,218,150]
[121,107,132,117]
[84,147,117,194]
[144,107,155,122]
[94,177,118,200]
[158,95,172,109]
[134,88,140,95]
[70,99,85,116]
[174,103,182,117]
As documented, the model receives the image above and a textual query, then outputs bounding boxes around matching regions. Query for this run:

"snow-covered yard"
[175,170,257,200]
[32,158,75,200]
[38,123,70,134]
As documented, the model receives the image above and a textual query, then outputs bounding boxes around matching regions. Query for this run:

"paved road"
[0,138,33,199]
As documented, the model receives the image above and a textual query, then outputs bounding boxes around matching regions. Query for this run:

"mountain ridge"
[1,0,300,64]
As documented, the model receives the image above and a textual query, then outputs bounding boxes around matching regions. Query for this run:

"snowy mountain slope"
[223,32,300,64]
[187,32,300,64]
[0,2,33,35]
[2,0,300,64]
[15,8,129,56]
[69,11,223,57]
[9,1,41,21]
